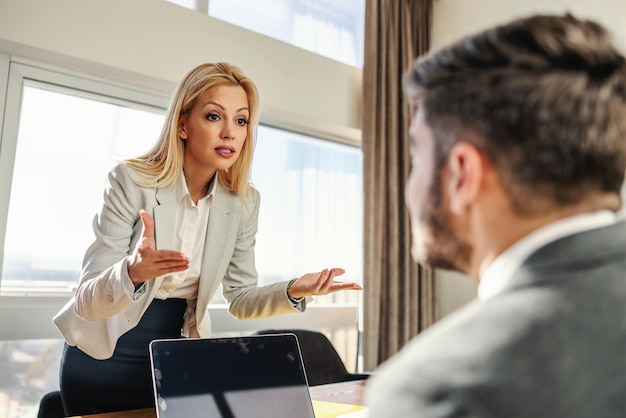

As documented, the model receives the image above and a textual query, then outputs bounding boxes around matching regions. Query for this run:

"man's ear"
[445,142,484,215]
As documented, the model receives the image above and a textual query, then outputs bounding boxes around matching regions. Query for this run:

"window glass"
[1,84,164,295]
[167,0,365,67]
[252,125,363,304]
[1,81,363,302]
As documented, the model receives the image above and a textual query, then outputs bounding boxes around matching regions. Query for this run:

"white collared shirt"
[154,173,216,300]
[478,210,618,302]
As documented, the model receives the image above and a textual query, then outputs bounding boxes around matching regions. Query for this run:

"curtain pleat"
[362,0,435,371]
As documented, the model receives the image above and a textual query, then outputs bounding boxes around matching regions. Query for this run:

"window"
[0,63,363,303]
[0,68,167,296]
[166,0,366,67]
[252,125,362,304]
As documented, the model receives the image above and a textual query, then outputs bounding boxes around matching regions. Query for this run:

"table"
[74,379,367,418]
[309,380,366,406]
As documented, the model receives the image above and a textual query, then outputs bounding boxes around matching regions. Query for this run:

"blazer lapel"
[151,178,180,290]
[196,181,238,313]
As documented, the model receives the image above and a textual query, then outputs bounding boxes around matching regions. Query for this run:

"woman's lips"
[215,146,235,157]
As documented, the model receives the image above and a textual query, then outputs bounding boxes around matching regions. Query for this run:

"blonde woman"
[54,62,362,416]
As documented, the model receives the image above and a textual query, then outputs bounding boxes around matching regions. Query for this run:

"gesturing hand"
[288,268,363,299]
[127,209,189,286]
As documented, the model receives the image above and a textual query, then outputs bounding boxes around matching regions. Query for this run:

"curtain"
[362,0,435,371]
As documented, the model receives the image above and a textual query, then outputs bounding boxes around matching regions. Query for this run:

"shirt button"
[106,295,113,302]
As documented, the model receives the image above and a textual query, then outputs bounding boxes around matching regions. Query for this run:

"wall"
[0,0,362,143]
[433,0,626,52]
[431,0,626,318]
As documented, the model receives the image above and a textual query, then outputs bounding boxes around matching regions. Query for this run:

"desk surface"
[74,379,367,418]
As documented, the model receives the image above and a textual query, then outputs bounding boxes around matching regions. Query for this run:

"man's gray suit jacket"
[367,220,626,417]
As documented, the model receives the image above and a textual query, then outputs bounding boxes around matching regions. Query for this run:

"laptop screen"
[149,334,315,418]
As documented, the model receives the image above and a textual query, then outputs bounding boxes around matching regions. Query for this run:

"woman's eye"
[206,113,220,121]
[236,118,249,126]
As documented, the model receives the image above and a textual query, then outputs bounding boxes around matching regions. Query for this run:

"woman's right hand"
[127,209,189,286]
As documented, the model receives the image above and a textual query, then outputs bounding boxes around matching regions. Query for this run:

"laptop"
[149,333,316,418]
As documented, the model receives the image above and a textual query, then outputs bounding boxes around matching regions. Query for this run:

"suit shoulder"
[108,163,145,184]
[246,184,260,204]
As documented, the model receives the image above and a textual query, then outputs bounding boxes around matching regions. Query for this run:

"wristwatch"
[286,279,303,305]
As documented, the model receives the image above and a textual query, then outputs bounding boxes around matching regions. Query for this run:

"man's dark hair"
[405,14,626,215]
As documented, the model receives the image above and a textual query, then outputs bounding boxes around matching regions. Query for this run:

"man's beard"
[411,173,472,273]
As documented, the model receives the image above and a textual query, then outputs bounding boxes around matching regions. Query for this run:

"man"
[366,14,626,418]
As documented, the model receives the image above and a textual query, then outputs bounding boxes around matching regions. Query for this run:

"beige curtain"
[362,0,435,371]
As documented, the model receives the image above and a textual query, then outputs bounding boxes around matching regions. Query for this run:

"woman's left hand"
[288,268,363,299]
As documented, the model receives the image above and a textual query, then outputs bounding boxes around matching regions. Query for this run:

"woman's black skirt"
[59,298,187,415]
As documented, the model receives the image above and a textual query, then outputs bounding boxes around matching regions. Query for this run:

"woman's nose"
[221,122,235,140]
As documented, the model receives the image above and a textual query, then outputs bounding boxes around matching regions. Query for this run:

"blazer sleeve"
[221,188,304,318]
[72,164,146,321]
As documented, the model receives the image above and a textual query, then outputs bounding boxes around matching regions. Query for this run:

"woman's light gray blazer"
[54,164,302,359]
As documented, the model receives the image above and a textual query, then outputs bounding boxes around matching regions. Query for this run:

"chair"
[37,390,65,418]
[254,328,369,386]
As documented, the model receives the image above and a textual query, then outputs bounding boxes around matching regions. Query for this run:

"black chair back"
[254,328,369,386]
[37,390,65,418]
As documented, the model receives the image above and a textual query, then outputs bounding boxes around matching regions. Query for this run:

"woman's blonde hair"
[124,62,259,199]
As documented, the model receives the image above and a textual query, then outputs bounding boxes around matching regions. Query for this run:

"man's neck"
[468,192,621,280]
